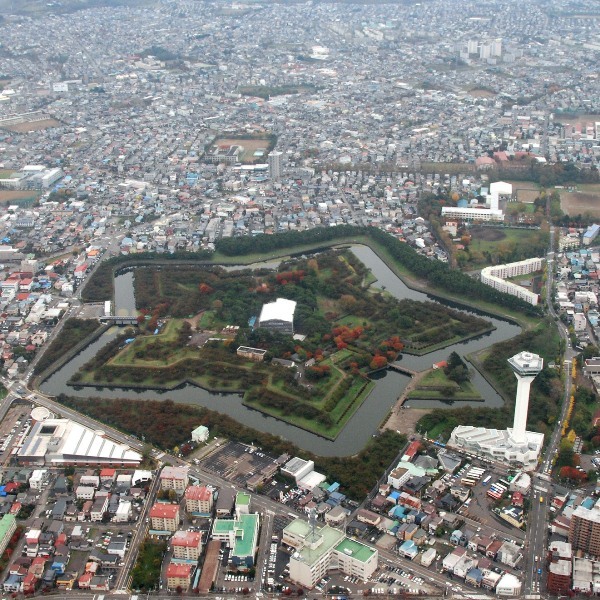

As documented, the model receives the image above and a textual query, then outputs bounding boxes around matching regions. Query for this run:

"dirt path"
[381,369,432,436]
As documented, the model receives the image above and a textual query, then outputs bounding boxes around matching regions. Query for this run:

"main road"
[523,226,577,598]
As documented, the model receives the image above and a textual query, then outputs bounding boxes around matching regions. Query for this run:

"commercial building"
[212,513,260,570]
[149,503,180,533]
[171,531,203,561]
[184,485,213,515]
[284,518,378,589]
[569,503,600,557]
[480,257,543,306]
[257,298,296,335]
[17,419,141,466]
[281,457,315,484]
[449,351,544,469]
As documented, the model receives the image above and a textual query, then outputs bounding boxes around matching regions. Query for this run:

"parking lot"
[201,441,276,486]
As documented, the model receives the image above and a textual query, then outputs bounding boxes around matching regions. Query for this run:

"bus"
[498,478,510,487]
[482,475,492,486]
[461,478,477,487]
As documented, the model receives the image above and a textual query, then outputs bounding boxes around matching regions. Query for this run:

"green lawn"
[244,377,375,440]
[408,368,483,401]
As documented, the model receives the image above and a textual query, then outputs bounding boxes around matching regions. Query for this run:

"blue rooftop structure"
[327,482,340,494]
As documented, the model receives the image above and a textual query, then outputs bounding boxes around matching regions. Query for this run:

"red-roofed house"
[99,468,116,483]
[184,486,213,514]
[166,562,193,591]
[10,502,21,515]
[402,441,421,462]
[511,492,524,507]
[149,503,179,532]
[23,573,38,594]
[78,572,93,589]
[171,531,203,561]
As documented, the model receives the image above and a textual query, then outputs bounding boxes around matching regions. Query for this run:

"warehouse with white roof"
[17,418,142,466]
[257,298,296,334]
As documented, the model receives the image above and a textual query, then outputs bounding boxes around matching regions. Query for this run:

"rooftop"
[334,537,376,563]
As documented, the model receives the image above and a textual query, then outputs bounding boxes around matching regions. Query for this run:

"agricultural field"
[74,249,492,439]
[560,184,600,218]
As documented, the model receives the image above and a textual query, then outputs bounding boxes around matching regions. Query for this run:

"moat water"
[41,246,521,456]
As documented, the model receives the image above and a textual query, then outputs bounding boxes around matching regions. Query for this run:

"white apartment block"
[481,257,543,306]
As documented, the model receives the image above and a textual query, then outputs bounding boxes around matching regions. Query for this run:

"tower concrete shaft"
[511,373,536,445]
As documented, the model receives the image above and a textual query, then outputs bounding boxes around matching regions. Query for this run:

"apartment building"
[184,485,213,515]
[166,562,193,591]
[159,466,189,495]
[569,504,600,557]
[171,531,203,561]
[149,503,180,533]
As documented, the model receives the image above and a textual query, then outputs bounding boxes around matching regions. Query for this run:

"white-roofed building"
[258,298,297,335]
[17,419,141,466]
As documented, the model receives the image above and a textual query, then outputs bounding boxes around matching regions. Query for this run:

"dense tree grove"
[481,318,563,437]
[215,226,541,315]
[33,319,100,375]
[82,226,540,318]
[56,395,405,500]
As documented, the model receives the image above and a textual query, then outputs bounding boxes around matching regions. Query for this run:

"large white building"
[441,181,512,222]
[449,351,544,469]
[284,518,378,589]
[480,257,543,306]
[257,298,297,335]
[17,418,141,466]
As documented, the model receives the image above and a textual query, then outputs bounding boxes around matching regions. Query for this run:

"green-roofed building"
[212,513,259,571]
[0,514,16,556]
[285,518,378,589]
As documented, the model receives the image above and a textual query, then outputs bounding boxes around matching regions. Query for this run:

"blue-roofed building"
[398,540,418,560]
[583,224,600,246]
[327,482,340,494]
[388,490,400,503]
[581,497,595,510]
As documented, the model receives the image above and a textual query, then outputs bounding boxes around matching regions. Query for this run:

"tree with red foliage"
[370,355,388,370]
[199,283,214,295]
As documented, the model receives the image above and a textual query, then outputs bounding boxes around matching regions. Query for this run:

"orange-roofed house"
[149,503,180,532]
[166,562,193,591]
[171,531,203,561]
[184,485,213,515]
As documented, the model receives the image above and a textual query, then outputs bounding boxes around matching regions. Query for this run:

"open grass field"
[560,184,600,217]
[469,226,544,254]
[2,118,61,132]
[554,113,600,127]
[407,367,483,401]
[0,190,41,204]
[468,88,497,98]
[212,136,274,163]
